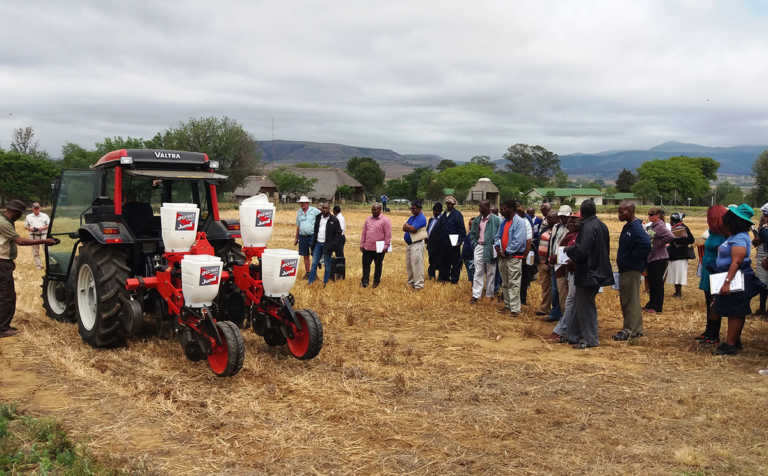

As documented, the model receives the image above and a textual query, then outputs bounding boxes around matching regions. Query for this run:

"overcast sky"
[2,1,767,160]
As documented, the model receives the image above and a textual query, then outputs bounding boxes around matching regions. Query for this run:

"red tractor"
[42,149,323,376]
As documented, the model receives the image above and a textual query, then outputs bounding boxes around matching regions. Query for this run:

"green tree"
[94,136,147,156]
[436,159,457,171]
[10,126,43,157]
[715,181,744,205]
[615,168,637,192]
[503,143,562,184]
[335,185,354,200]
[346,157,385,194]
[146,116,260,192]
[424,163,494,201]
[0,150,60,204]
[669,156,720,181]
[632,158,710,204]
[293,162,329,168]
[383,178,410,198]
[470,155,492,167]
[750,150,768,206]
[60,143,98,169]
[268,168,317,197]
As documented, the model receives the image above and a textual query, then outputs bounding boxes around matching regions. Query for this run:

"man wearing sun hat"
[24,202,50,269]
[294,196,320,277]
[1,200,57,338]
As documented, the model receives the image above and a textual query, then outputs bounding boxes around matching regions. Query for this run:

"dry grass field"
[2,207,768,475]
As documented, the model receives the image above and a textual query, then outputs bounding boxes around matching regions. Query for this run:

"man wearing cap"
[402,200,427,290]
[434,195,466,284]
[541,205,571,320]
[25,202,50,269]
[1,200,57,337]
[294,196,320,277]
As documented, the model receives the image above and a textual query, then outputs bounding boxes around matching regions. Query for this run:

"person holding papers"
[360,204,391,289]
[695,205,728,345]
[711,204,765,355]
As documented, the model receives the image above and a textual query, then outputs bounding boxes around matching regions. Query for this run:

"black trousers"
[427,244,440,279]
[520,264,536,305]
[703,290,721,339]
[438,246,461,283]
[0,260,16,330]
[646,259,668,312]
[361,250,385,286]
[335,235,346,258]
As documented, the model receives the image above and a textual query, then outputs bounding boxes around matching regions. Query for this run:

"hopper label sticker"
[199,266,220,286]
[175,211,196,231]
[280,259,298,277]
[255,209,273,227]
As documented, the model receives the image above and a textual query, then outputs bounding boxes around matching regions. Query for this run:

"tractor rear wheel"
[41,275,76,323]
[74,243,131,347]
[207,321,245,377]
[286,309,323,360]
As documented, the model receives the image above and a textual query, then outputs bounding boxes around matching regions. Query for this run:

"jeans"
[554,272,576,337]
[549,268,562,319]
[308,243,332,284]
[362,249,385,286]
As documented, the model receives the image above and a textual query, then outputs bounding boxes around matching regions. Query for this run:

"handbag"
[410,226,428,243]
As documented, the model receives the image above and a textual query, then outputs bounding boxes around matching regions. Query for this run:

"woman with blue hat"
[710,203,766,355]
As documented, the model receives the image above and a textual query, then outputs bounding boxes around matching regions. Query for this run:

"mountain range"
[256,139,766,179]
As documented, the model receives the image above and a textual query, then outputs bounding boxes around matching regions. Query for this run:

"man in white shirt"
[25,202,50,269]
[308,202,342,285]
[333,205,346,258]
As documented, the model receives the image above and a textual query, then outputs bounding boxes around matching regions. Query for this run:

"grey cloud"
[2,1,768,161]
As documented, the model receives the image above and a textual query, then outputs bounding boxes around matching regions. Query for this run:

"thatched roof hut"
[233,176,278,202]
[466,177,500,207]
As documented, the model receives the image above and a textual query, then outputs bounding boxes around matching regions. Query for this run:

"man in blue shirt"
[613,200,651,341]
[402,200,427,289]
[494,200,527,316]
[294,196,320,277]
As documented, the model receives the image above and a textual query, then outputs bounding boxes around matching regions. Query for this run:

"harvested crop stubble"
[2,209,768,474]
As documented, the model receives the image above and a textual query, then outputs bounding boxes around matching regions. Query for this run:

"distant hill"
[256,140,445,178]
[555,141,768,178]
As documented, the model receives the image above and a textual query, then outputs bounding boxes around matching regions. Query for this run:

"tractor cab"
[45,149,235,282]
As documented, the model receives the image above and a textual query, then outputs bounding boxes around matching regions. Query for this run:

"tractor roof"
[93,149,210,169]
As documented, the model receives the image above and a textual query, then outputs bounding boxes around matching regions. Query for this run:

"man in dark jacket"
[426,202,443,280]
[308,202,342,286]
[565,199,614,348]
[613,200,651,341]
[434,196,466,284]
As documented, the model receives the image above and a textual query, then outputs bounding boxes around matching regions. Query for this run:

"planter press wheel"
[207,321,245,377]
[286,309,323,360]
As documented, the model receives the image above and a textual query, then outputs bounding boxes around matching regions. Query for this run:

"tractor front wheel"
[207,321,245,377]
[41,275,76,323]
[286,309,323,360]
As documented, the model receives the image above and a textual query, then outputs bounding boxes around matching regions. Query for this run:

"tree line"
[0,117,260,205]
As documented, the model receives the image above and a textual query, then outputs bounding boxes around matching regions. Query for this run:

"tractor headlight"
[120,156,133,165]
[209,160,219,170]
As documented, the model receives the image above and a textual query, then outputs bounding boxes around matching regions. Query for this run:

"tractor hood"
[125,169,229,181]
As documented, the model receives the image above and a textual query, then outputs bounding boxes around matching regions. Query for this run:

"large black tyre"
[287,309,323,360]
[207,320,245,377]
[41,276,76,323]
[74,243,132,348]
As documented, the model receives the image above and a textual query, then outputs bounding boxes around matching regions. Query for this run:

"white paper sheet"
[709,271,744,295]
[375,240,385,253]
[557,246,569,265]
[449,234,459,247]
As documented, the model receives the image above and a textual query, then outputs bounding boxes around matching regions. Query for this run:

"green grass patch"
[0,403,120,475]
